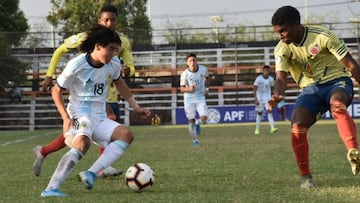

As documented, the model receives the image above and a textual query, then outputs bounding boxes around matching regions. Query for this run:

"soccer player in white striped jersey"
[40,25,150,197]
[253,65,278,135]
[180,53,209,146]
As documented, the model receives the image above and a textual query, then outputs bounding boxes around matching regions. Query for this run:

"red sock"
[40,133,66,157]
[291,124,310,176]
[99,147,105,155]
[332,107,358,150]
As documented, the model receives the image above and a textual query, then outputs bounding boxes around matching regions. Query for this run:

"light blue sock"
[46,148,83,191]
[88,140,129,173]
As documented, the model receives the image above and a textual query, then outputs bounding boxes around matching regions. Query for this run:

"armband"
[128,96,140,109]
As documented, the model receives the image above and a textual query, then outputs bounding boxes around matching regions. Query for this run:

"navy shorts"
[294,77,353,119]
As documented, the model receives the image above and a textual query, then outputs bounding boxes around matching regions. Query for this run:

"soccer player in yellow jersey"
[42,5,135,91]
[33,5,134,178]
[271,6,360,189]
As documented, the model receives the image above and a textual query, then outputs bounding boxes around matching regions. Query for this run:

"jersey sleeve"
[56,60,76,89]
[46,32,87,77]
[326,32,349,61]
[274,42,291,73]
[119,35,136,76]
[180,71,187,87]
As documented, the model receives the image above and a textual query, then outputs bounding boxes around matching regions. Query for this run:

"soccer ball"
[125,163,155,191]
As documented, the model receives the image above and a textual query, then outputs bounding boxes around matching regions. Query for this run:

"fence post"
[29,92,36,131]
[171,88,177,125]
[264,48,270,65]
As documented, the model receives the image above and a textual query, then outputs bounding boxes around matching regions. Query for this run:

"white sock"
[268,113,275,128]
[189,122,198,141]
[256,114,262,129]
[46,148,83,191]
[88,140,129,173]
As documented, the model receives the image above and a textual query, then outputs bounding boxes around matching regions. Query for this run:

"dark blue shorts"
[294,77,353,119]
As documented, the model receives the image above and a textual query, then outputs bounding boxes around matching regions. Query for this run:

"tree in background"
[47,0,152,45]
[0,0,29,90]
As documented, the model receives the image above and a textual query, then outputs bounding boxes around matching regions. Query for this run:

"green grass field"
[1,121,360,202]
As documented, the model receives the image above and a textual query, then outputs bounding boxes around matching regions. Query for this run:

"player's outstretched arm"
[42,45,70,92]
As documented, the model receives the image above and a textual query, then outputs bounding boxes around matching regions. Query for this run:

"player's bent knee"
[111,126,134,144]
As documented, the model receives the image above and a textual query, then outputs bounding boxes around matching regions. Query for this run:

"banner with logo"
[175,101,360,124]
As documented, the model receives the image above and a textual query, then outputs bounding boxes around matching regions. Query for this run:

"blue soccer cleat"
[193,140,200,147]
[41,189,68,197]
[79,171,96,190]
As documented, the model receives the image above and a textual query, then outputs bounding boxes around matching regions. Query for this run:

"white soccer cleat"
[347,148,360,175]
[33,146,44,177]
[97,166,123,178]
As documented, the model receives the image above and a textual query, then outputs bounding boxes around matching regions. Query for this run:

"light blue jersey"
[180,65,209,103]
[56,53,122,119]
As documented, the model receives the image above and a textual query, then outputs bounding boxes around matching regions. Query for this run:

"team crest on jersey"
[309,45,320,56]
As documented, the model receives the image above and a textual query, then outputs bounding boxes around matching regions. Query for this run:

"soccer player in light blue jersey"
[271,5,360,189]
[180,53,209,146]
[253,65,278,135]
[40,25,150,197]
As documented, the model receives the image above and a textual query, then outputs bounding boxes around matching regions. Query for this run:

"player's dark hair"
[80,24,121,53]
[100,5,118,15]
[186,53,197,60]
[263,65,270,70]
[271,6,300,26]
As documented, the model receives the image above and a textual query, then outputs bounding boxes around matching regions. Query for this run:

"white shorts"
[65,116,120,148]
[255,102,271,112]
[184,101,208,120]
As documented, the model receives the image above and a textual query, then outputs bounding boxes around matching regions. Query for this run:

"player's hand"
[42,77,53,92]
[122,65,131,78]
[134,107,151,119]
[268,95,284,110]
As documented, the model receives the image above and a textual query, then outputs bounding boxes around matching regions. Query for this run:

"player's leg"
[33,133,67,176]
[328,80,360,175]
[196,101,208,136]
[254,104,263,135]
[79,119,132,189]
[185,103,199,146]
[41,135,90,197]
[265,102,278,134]
[291,87,320,189]
[96,103,123,178]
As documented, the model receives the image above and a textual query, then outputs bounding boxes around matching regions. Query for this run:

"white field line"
[1,132,55,147]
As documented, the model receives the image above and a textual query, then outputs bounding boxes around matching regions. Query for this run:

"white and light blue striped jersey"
[253,75,274,103]
[56,53,122,119]
[180,65,209,103]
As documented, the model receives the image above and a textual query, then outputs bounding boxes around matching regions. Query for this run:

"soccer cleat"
[347,148,360,175]
[195,120,201,135]
[33,146,44,177]
[300,174,315,189]
[41,189,68,197]
[254,128,260,135]
[270,127,278,134]
[97,166,123,178]
[79,171,96,190]
[193,140,200,147]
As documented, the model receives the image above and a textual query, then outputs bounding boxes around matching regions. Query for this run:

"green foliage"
[47,0,152,44]
[124,0,152,45]
[0,57,29,90]
[0,0,29,90]
[1,121,360,202]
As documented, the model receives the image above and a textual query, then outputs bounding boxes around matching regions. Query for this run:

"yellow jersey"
[106,83,120,103]
[47,31,135,77]
[274,25,350,89]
